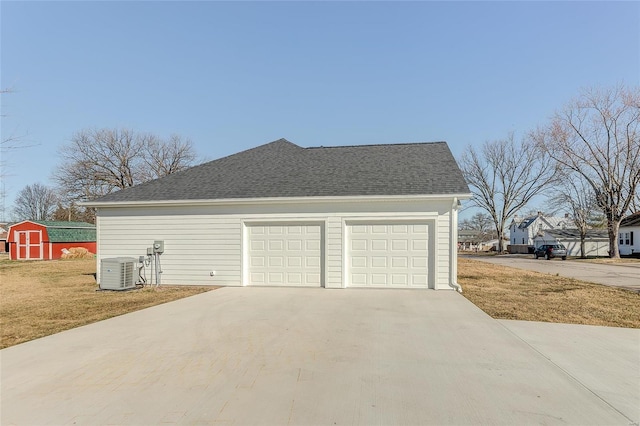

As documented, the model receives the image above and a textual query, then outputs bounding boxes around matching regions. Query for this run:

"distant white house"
[619,212,640,256]
[532,229,609,257]
[508,212,573,253]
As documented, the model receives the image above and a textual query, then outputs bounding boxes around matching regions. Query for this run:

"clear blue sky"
[2,1,638,221]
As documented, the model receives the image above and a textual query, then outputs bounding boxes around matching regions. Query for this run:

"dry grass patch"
[0,257,213,349]
[571,257,640,265]
[459,258,640,328]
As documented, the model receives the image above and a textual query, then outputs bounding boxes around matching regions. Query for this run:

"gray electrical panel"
[153,240,164,254]
[100,257,137,290]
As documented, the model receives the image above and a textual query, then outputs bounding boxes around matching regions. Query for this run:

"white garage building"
[86,139,471,290]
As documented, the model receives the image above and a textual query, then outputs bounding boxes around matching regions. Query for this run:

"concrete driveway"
[465,254,640,292]
[1,287,638,425]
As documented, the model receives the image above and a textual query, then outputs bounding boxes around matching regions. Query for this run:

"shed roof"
[88,139,470,204]
[542,229,609,240]
[33,221,96,243]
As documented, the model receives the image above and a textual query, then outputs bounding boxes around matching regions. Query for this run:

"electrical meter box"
[153,240,164,254]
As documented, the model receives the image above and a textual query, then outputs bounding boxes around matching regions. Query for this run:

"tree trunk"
[579,234,586,259]
[607,219,621,258]
[497,229,505,253]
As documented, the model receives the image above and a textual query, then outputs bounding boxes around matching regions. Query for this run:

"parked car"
[534,244,567,260]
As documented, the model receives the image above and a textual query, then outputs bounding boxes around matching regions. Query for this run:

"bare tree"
[630,192,640,214]
[51,202,95,223]
[1,88,28,151]
[459,134,557,253]
[533,85,640,258]
[547,172,604,258]
[1,87,33,221]
[12,183,58,221]
[459,212,494,238]
[139,133,196,181]
[54,128,198,204]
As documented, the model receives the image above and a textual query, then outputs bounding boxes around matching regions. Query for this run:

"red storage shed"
[7,221,96,260]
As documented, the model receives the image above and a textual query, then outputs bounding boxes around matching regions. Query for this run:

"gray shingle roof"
[621,212,640,228]
[89,139,470,203]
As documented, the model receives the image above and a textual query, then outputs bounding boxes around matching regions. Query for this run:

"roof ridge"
[306,141,447,150]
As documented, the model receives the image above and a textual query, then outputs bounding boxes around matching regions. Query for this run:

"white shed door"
[347,223,429,288]
[247,224,322,287]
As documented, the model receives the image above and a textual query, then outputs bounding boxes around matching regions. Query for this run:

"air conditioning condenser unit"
[100,257,137,290]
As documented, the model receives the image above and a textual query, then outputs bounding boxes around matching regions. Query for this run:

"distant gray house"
[508,212,573,253]
[509,212,573,246]
[532,229,609,257]
[85,139,471,290]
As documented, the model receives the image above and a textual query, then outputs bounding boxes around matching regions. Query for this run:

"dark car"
[534,244,567,260]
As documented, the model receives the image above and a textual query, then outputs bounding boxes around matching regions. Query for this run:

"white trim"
[449,198,462,292]
[83,193,472,208]
[15,229,43,260]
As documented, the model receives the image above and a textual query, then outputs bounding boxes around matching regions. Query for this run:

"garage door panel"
[251,272,266,284]
[371,274,388,285]
[352,256,367,267]
[305,257,320,267]
[372,256,387,267]
[371,240,387,250]
[250,256,265,267]
[347,222,429,288]
[268,240,283,250]
[352,240,367,250]
[352,274,367,285]
[412,257,427,268]
[392,240,408,250]
[413,240,428,251]
[247,223,323,287]
[287,257,302,267]
[287,240,302,250]
[392,274,408,285]
[392,224,408,233]
[306,273,321,284]
[269,257,283,267]
[251,240,265,250]
[413,275,428,286]
[392,257,408,268]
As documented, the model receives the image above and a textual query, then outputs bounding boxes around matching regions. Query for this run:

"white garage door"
[247,223,322,287]
[347,222,429,288]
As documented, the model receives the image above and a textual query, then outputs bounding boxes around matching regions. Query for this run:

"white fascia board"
[81,193,473,209]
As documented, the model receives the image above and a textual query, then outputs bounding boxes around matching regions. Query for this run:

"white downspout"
[449,197,463,293]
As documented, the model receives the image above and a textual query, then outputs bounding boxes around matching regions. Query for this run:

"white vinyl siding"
[436,213,450,288]
[97,213,242,286]
[326,216,343,289]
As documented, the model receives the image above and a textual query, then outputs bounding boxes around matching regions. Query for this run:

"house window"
[522,238,525,244]
[512,238,515,244]
[625,233,630,245]
[620,233,624,245]
[631,232,634,246]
